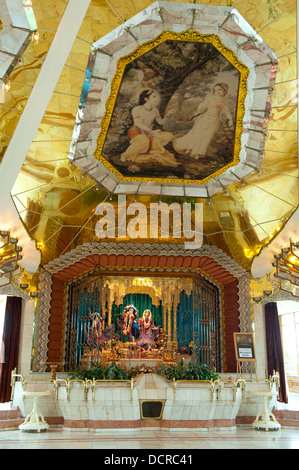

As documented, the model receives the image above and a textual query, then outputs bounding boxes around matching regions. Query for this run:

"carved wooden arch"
[34,243,251,373]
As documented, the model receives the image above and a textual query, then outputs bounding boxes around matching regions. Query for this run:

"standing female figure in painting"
[121,89,177,167]
[173,82,233,160]
[137,309,159,351]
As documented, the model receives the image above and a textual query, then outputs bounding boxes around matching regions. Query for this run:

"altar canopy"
[65,274,220,370]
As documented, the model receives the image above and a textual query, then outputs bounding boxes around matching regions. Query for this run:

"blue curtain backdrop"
[112,293,163,341]
[67,276,219,369]
[176,290,194,351]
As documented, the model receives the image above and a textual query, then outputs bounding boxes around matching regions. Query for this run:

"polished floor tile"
[0,426,299,450]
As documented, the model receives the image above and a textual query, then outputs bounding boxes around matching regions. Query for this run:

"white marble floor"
[0,426,299,450]
[1,393,299,450]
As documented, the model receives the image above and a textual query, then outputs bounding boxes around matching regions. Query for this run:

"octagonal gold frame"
[94,29,249,185]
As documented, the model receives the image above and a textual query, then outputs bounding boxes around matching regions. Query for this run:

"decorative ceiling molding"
[42,241,248,281]
[0,282,29,299]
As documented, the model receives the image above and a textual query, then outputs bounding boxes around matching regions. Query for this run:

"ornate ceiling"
[0,0,297,294]
[72,4,277,196]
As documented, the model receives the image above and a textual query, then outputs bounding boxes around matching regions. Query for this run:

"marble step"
[273,409,299,428]
[0,406,24,430]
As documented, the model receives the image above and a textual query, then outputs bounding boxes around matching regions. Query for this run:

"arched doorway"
[32,242,251,374]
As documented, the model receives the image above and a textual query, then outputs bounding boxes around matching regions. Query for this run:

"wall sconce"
[17,279,39,298]
[29,292,38,298]
[20,283,29,290]
[252,290,273,303]
[0,230,22,287]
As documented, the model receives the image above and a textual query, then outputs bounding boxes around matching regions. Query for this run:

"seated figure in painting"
[136,309,159,351]
[117,304,140,342]
[86,309,115,349]
[120,88,177,168]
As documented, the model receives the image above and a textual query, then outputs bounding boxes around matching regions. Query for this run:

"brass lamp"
[273,239,299,285]
[252,290,273,303]
[0,230,23,287]
[273,239,299,297]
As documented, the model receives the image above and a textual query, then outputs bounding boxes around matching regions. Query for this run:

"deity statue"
[136,309,159,351]
[117,304,139,341]
[85,309,115,349]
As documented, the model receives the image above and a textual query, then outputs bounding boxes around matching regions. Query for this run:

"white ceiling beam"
[0,0,91,274]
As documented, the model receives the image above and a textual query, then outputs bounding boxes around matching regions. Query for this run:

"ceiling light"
[30,291,38,298]
[252,290,273,303]
[20,283,29,290]
[32,31,39,45]
[273,239,299,297]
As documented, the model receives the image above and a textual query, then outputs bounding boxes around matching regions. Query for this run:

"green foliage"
[68,363,106,381]
[68,362,130,381]
[68,360,219,382]
[156,359,219,382]
[106,362,130,380]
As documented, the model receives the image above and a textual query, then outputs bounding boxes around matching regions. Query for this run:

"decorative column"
[167,306,172,350]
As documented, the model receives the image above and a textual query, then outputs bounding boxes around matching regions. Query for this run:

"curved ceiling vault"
[0,0,296,294]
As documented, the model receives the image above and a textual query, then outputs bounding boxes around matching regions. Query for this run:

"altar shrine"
[64,273,220,371]
[31,242,250,377]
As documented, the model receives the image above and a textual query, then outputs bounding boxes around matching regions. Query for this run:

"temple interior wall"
[18,298,35,376]
[17,295,267,379]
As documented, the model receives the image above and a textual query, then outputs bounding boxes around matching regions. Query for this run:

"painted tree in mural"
[122,41,233,119]
[133,41,228,114]
[115,39,239,141]
[103,38,240,180]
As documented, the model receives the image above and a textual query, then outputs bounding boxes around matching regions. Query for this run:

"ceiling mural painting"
[96,31,247,184]
[0,0,295,297]
[71,2,278,199]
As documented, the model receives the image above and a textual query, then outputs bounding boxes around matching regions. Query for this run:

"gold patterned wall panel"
[8,57,42,91]
[77,0,124,42]
[235,0,295,33]
[34,117,75,144]
[104,0,157,22]
[22,31,57,62]
[276,54,297,83]
[32,0,68,31]
[259,7,297,57]
[0,2,65,163]
[265,130,298,157]
[262,152,297,178]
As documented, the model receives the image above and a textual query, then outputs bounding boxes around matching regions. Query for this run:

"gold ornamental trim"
[94,29,249,185]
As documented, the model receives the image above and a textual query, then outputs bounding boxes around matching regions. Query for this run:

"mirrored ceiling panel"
[0,0,294,278]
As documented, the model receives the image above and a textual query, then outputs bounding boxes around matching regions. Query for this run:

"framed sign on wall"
[233,332,256,378]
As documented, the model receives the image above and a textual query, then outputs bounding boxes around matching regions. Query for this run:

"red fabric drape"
[265,301,288,403]
[0,297,22,403]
